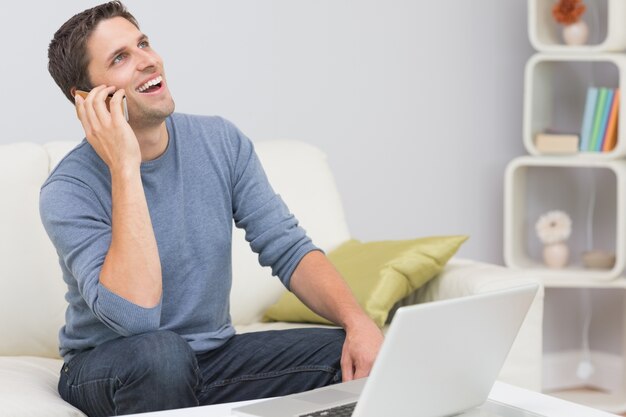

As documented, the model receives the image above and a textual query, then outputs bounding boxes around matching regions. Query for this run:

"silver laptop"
[232,283,540,417]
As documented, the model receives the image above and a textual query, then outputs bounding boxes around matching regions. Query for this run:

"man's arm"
[99,164,161,307]
[75,86,161,308]
[289,250,383,381]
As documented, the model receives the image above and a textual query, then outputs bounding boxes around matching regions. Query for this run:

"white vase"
[562,20,589,46]
[543,242,569,269]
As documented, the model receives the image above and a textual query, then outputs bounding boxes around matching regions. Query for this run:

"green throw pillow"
[262,235,468,327]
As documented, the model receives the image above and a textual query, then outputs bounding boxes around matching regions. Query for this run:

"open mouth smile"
[136,75,163,93]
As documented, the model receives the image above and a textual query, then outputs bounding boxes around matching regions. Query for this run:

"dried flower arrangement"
[552,0,586,25]
[535,210,572,244]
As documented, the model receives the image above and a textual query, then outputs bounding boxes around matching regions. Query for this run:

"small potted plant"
[536,210,572,268]
[552,0,588,46]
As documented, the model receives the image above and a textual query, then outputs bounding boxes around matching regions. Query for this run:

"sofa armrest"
[395,258,544,392]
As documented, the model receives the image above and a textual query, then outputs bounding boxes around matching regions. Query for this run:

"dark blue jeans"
[58,328,345,416]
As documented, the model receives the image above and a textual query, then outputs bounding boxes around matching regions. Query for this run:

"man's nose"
[137,51,158,71]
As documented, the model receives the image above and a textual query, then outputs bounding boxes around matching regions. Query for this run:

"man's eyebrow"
[106,34,149,63]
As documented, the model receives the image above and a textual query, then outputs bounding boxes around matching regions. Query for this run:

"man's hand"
[341,315,384,381]
[74,85,140,171]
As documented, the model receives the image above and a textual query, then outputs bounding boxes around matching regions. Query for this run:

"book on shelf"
[535,133,579,154]
[579,86,620,153]
[595,88,614,152]
[588,87,609,152]
[579,87,597,151]
[602,88,620,152]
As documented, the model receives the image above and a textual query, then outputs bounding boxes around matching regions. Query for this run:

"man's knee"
[60,331,199,415]
[124,330,198,386]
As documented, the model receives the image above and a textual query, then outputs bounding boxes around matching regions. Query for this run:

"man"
[41,2,383,416]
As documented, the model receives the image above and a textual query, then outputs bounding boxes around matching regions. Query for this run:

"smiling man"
[41,2,382,416]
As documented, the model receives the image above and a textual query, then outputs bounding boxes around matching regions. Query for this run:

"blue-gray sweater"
[40,113,317,361]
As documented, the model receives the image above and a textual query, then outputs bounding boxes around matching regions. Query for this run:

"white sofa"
[0,139,543,417]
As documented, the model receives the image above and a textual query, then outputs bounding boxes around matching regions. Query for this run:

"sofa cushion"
[44,141,81,171]
[0,143,67,358]
[236,321,336,334]
[263,235,468,327]
[0,356,84,416]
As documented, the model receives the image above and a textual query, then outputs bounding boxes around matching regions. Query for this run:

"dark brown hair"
[48,1,139,103]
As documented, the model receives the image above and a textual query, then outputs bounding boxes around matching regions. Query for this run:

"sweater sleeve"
[223,119,319,288]
[39,177,161,336]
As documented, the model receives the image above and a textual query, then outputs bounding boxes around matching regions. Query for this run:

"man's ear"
[70,87,77,98]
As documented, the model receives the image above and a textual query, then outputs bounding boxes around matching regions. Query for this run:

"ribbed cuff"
[95,283,162,336]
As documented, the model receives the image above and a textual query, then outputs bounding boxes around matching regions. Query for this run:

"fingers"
[341,345,354,382]
[342,353,375,382]
[90,85,116,125]
[75,85,120,138]
[353,359,373,380]
[109,89,127,123]
[75,85,115,125]
[341,339,354,382]
[74,94,88,132]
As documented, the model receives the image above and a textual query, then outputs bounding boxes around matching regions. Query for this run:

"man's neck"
[133,121,169,162]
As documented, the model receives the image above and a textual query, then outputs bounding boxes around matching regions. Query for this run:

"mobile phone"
[74,90,129,121]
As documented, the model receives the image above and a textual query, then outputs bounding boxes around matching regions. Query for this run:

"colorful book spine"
[589,87,609,152]
[579,87,598,151]
[602,88,620,152]
[596,88,614,151]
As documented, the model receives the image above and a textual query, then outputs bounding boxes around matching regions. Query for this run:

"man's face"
[85,16,174,126]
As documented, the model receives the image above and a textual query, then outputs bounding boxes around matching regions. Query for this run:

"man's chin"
[129,100,175,126]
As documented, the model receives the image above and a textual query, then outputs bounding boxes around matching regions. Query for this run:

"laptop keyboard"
[298,402,357,417]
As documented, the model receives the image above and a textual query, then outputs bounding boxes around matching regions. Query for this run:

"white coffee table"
[125,381,619,417]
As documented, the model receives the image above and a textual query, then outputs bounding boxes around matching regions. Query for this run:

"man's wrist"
[110,163,141,182]
[341,309,376,332]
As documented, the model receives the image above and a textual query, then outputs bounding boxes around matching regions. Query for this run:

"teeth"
[137,75,163,92]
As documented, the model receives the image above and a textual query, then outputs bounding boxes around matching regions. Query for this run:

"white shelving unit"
[506,1,626,413]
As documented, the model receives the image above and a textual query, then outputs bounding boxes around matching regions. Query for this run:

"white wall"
[0,1,533,264]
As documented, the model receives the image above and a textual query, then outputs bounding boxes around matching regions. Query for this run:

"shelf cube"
[524,54,626,159]
[504,156,626,281]
[529,0,626,53]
